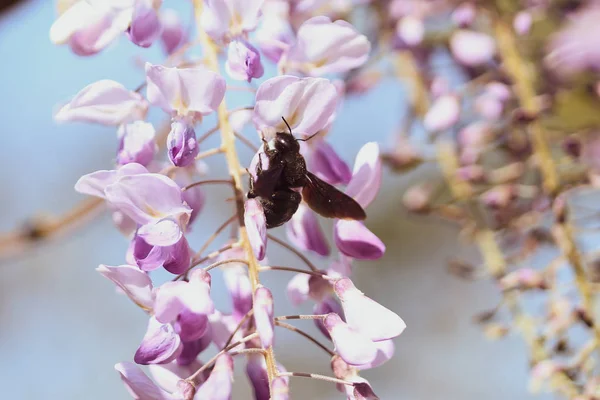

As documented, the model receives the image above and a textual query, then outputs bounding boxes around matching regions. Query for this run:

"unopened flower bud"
[423,94,460,132]
[499,268,546,291]
[160,9,185,55]
[117,121,157,166]
[167,118,199,167]
[128,0,162,48]
[450,30,496,67]
[226,40,264,82]
[452,3,476,27]
[175,379,196,400]
[254,285,275,348]
[403,183,434,213]
[514,11,532,36]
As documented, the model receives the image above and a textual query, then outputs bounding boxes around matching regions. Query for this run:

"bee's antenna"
[281,117,293,135]
[296,132,320,142]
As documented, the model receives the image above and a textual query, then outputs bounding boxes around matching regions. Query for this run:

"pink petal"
[353,382,380,399]
[137,218,184,247]
[55,80,147,125]
[200,0,264,42]
[283,16,370,76]
[309,141,352,186]
[117,121,157,166]
[354,339,394,370]
[345,142,381,208]
[286,273,310,306]
[334,278,406,341]
[286,204,330,257]
[176,334,212,366]
[75,163,148,198]
[253,285,275,348]
[244,199,267,261]
[255,15,294,63]
[324,313,377,366]
[194,354,234,400]
[163,236,192,275]
[96,264,154,310]
[222,261,253,319]
[334,220,385,260]
[167,118,199,167]
[135,317,183,365]
[148,360,202,394]
[423,94,460,132]
[131,234,168,272]
[253,76,338,138]
[159,9,186,55]
[450,30,496,67]
[145,63,226,116]
[271,377,290,400]
[115,362,172,400]
[105,173,191,226]
[225,40,264,82]
[128,0,162,48]
[176,309,209,342]
[314,296,344,339]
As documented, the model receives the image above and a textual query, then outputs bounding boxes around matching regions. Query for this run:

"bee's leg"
[256,152,265,177]
[247,169,257,198]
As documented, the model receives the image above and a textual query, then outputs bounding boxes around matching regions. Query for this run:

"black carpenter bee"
[247,117,366,229]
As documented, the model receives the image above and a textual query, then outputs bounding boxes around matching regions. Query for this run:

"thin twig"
[275,321,334,356]
[275,314,326,321]
[259,266,331,279]
[204,258,248,272]
[224,309,254,349]
[277,371,354,386]
[182,179,233,191]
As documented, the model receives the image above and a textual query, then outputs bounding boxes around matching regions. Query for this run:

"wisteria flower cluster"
[48,0,404,399]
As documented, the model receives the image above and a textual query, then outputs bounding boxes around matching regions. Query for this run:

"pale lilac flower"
[148,360,203,395]
[314,295,344,339]
[286,204,330,257]
[545,5,600,76]
[128,0,162,48]
[209,312,244,350]
[334,277,406,341]
[177,334,212,366]
[450,30,496,67]
[255,16,294,63]
[452,2,476,27]
[282,16,370,76]
[105,173,191,246]
[423,94,460,132]
[246,357,289,400]
[229,109,253,133]
[117,121,157,166]
[334,220,385,260]
[323,313,377,366]
[131,234,191,274]
[287,273,311,306]
[75,163,148,199]
[167,118,199,167]
[200,0,265,43]
[246,355,271,400]
[354,339,395,370]
[309,141,352,185]
[221,248,253,319]
[145,63,226,118]
[225,40,265,82]
[353,382,380,399]
[135,317,183,365]
[194,354,234,400]
[50,1,134,56]
[55,80,148,125]
[396,16,424,46]
[115,362,173,399]
[345,142,382,208]
[97,264,154,310]
[159,9,186,55]
[253,75,338,138]
[271,377,290,400]
[153,270,214,341]
[514,11,532,36]
[244,199,267,260]
[254,285,275,348]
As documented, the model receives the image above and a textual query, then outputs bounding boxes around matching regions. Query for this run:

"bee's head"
[273,117,300,152]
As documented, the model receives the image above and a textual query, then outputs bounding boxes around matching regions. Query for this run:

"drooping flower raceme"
[52,1,405,399]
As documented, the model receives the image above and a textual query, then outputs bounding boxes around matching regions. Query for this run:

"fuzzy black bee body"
[247,118,366,229]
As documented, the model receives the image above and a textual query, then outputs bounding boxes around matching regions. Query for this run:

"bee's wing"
[302,171,366,220]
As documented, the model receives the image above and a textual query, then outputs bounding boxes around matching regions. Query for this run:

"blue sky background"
[0,1,547,399]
